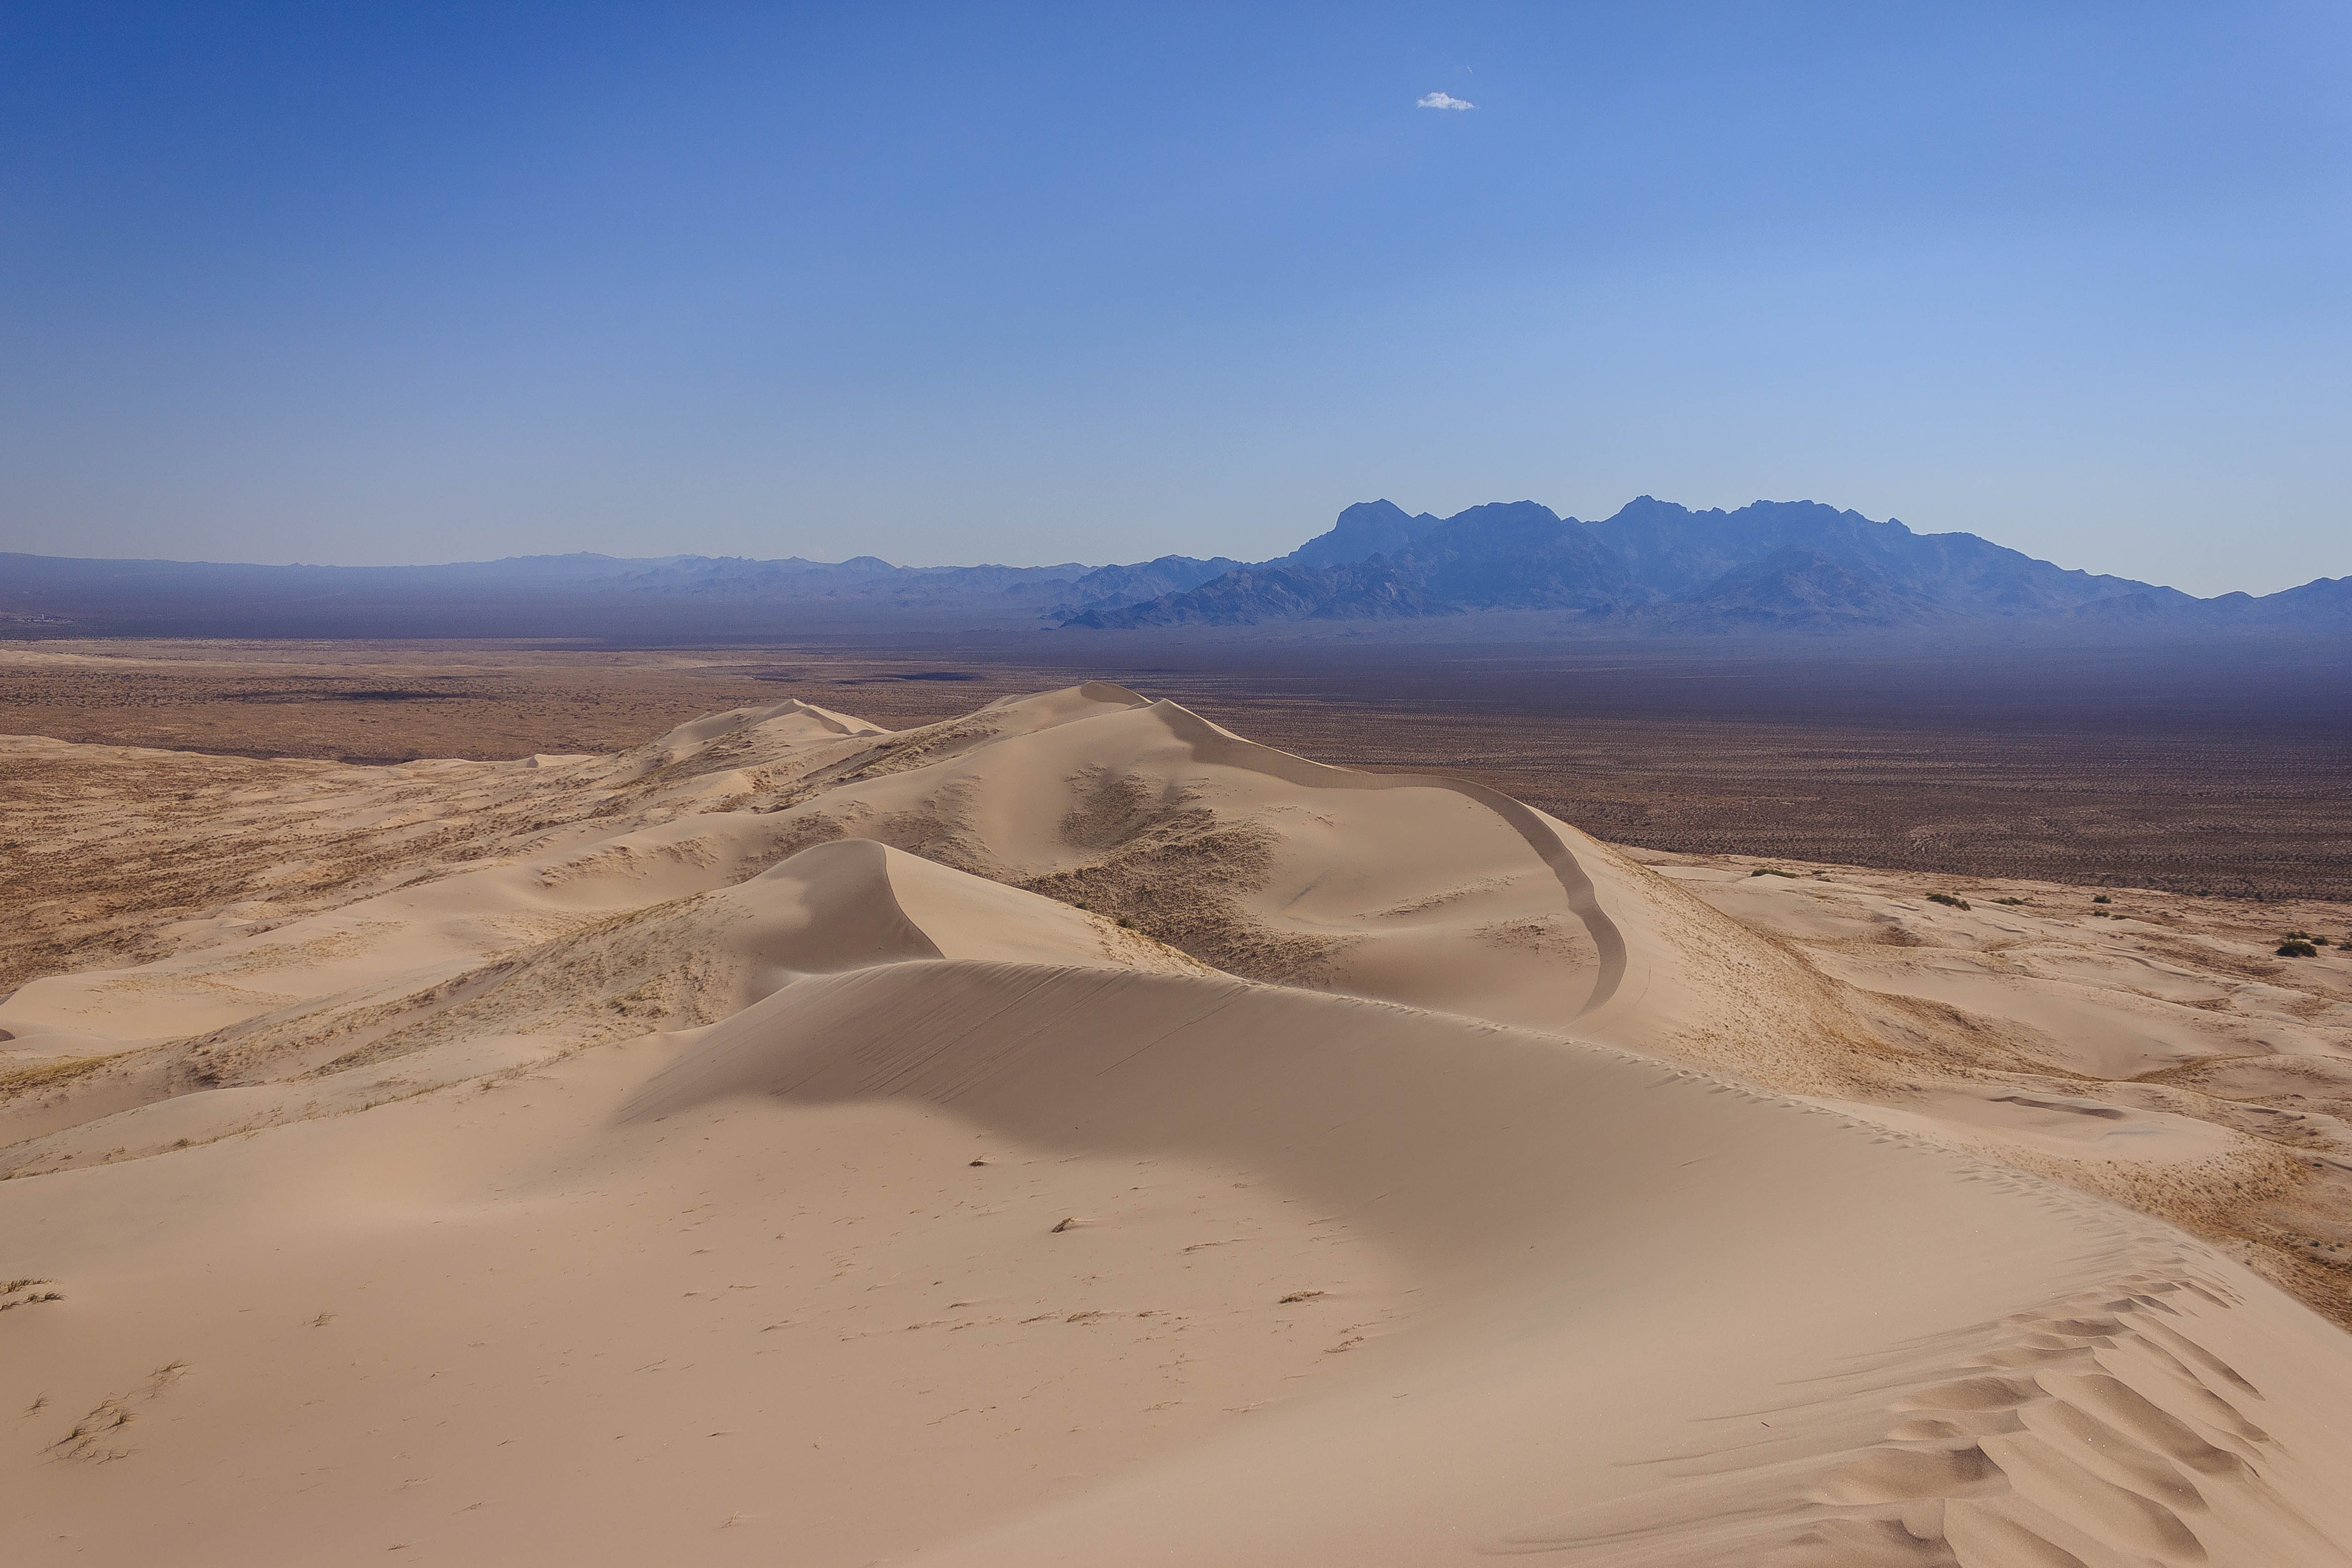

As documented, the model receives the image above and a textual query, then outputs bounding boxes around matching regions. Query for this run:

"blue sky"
[3,3,2346,593]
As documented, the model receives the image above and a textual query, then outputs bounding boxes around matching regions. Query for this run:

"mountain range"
[1063,496,2247,630]
[2,496,2342,640]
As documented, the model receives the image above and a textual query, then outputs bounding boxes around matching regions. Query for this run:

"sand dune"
[1646,856,2352,1315]
[5,684,2352,1563]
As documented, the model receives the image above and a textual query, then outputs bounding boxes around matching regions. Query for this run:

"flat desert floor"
[5,652,2352,1564]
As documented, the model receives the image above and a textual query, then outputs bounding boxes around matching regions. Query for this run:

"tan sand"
[1642,855,2352,1318]
[5,684,2352,1564]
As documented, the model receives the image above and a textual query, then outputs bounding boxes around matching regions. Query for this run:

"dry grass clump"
[306,896,740,1076]
[0,1056,108,1098]
[832,717,1002,784]
[1,1277,65,1311]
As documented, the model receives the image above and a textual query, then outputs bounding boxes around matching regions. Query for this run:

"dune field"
[5,682,2352,1564]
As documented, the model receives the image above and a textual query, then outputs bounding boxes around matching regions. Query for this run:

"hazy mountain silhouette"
[1046,555,1247,619]
[1663,546,1943,628]
[3,495,2342,641]
[1066,496,2253,631]
[1592,497,2192,616]
[2070,573,2352,633]
[1277,500,1444,568]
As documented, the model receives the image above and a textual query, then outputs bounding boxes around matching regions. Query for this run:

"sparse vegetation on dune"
[0,1057,106,1098]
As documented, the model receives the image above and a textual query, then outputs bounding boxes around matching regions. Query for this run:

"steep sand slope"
[5,684,2352,1563]
[12,962,2352,1565]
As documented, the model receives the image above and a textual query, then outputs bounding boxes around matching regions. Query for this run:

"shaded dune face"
[4,686,2352,1565]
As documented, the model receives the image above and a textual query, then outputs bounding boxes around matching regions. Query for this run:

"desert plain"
[5,639,2352,1566]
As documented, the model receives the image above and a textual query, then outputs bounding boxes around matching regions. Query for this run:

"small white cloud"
[1416,91,1474,111]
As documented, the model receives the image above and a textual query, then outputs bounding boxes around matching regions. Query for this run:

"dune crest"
[5,686,2350,1563]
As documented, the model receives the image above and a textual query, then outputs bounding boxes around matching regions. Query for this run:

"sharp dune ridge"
[4,683,2351,1563]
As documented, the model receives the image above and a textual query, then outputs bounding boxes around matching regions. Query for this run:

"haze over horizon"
[0,491,2308,610]
[5,4,2348,596]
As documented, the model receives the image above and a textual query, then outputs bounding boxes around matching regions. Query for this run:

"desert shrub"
[2277,941,2318,957]
[1749,867,1797,879]
[1994,897,2026,906]
[1926,892,1971,911]
[2092,894,2111,904]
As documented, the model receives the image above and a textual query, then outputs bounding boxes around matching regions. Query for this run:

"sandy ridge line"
[1070,681,1630,1017]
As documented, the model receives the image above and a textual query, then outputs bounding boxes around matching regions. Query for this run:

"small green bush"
[1749,867,1797,879]
[2092,894,2111,904]
[2278,941,2319,957]
[1993,897,2026,905]
[1926,892,1971,911]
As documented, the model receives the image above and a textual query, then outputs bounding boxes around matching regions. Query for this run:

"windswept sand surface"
[5,684,2352,1564]
[1638,854,2352,1314]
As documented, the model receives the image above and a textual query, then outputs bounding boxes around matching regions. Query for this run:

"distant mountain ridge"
[1278,499,1444,568]
[2,496,2342,640]
[1066,496,2227,630]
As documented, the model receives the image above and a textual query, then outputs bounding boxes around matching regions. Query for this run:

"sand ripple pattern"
[1484,1257,2347,1566]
